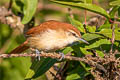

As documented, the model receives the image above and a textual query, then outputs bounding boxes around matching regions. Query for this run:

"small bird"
[9,20,88,59]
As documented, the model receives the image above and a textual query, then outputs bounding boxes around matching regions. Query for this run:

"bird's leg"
[35,49,41,61]
[58,52,65,61]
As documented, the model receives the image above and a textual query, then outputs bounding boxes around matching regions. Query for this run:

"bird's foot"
[58,52,65,61]
[35,49,41,61]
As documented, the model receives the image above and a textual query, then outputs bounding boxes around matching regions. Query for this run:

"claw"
[35,49,40,61]
[58,52,65,61]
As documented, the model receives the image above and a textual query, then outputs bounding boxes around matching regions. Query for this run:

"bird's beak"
[78,38,89,44]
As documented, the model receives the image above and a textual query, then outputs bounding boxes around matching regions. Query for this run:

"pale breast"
[27,29,72,52]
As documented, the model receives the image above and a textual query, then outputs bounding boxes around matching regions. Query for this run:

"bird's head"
[65,27,89,45]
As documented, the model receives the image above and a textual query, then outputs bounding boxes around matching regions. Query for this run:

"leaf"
[86,25,96,32]
[64,0,84,3]
[109,0,120,6]
[97,24,111,31]
[109,6,119,18]
[98,29,120,40]
[51,0,110,18]
[82,33,103,41]
[72,45,93,56]
[66,66,90,80]
[97,24,119,31]
[80,62,91,71]
[96,50,104,57]
[85,39,111,49]
[84,0,92,3]
[118,7,120,17]
[66,73,80,80]
[80,47,93,55]
[62,47,73,54]
[25,58,57,79]
[22,0,38,24]
[12,0,24,13]
[68,17,85,33]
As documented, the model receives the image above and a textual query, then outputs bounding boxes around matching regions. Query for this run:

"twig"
[84,10,87,25]
[110,24,115,54]
[83,24,87,33]
[0,53,86,62]
[83,10,87,33]
[68,8,73,18]
[8,0,13,10]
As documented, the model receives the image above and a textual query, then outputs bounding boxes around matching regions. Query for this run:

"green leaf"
[109,6,119,18]
[97,24,111,31]
[118,7,120,17]
[65,0,84,3]
[98,24,119,31]
[68,17,85,33]
[84,0,92,3]
[80,47,93,55]
[82,33,103,41]
[22,0,38,24]
[98,29,120,40]
[109,0,120,6]
[66,66,90,80]
[12,0,24,13]
[72,45,93,56]
[80,62,91,71]
[86,25,96,32]
[85,39,111,49]
[66,73,80,80]
[51,0,110,18]
[62,47,73,54]
[96,50,104,57]
[25,58,57,79]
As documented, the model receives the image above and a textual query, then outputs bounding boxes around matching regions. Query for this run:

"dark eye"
[72,33,77,36]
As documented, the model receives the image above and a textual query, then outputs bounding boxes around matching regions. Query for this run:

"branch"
[110,22,115,54]
[0,52,86,62]
[68,8,73,18]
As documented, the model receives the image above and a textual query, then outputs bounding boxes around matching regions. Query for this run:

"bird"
[9,20,89,60]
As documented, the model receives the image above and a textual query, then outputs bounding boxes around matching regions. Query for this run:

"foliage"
[0,0,120,80]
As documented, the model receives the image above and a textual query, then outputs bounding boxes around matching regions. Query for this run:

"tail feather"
[9,41,29,54]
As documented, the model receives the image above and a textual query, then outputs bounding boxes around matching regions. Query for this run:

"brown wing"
[25,20,81,37]
[25,20,56,36]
